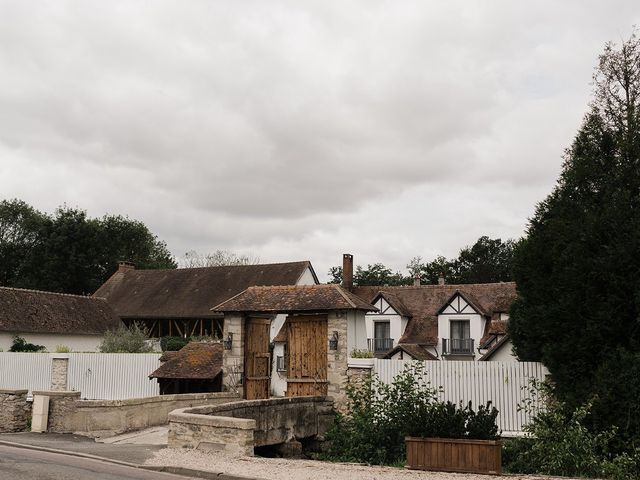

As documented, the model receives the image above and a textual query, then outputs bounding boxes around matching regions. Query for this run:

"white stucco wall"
[346,310,367,354]
[437,295,485,361]
[484,338,517,362]
[364,297,406,350]
[0,332,104,352]
[296,266,317,286]
[270,342,287,396]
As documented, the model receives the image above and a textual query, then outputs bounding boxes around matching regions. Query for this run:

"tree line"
[0,199,176,294]
[327,236,517,286]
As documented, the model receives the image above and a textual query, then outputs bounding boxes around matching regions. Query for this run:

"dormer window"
[443,319,474,355]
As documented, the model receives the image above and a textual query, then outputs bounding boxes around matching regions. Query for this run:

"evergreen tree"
[509,32,640,450]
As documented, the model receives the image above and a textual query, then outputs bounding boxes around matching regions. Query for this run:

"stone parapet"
[31,390,239,436]
[0,389,30,433]
[168,395,335,456]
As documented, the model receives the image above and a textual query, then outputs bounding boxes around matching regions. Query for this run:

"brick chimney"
[342,254,354,291]
[438,272,445,285]
[118,261,135,273]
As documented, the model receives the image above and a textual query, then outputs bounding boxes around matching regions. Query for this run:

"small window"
[276,356,286,373]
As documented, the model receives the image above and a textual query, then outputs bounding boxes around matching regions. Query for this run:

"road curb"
[143,464,265,480]
[0,440,265,480]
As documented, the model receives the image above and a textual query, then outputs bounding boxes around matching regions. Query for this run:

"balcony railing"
[442,338,475,355]
[368,337,394,353]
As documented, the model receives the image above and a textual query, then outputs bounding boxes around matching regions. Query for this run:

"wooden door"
[244,317,271,400]
[286,315,328,396]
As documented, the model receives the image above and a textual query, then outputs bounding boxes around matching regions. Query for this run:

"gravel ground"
[146,449,567,480]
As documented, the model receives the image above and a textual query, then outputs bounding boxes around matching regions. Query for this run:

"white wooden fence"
[373,359,548,435]
[0,352,161,400]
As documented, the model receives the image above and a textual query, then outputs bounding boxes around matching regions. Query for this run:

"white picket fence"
[373,359,548,434]
[0,352,161,400]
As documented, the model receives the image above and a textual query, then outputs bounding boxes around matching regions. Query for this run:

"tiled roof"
[383,343,437,361]
[374,291,413,317]
[149,342,222,379]
[212,285,377,313]
[0,287,120,335]
[478,334,512,361]
[93,261,316,319]
[353,282,517,346]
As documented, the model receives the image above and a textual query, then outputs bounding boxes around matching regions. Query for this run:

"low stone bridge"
[168,396,334,456]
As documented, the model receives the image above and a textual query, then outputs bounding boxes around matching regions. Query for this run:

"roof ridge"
[246,284,332,290]
[358,281,516,289]
[0,286,100,301]
[137,260,311,274]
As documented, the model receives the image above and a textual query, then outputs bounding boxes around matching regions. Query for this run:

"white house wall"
[0,333,103,353]
[347,310,367,354]
[270,342,287,396]
[364,298,405,350]
[485,338,517,362]
[437,312,485,361]
[297,266,317,286]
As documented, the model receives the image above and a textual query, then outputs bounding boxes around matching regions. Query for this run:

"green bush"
[9,335,45,352]
[322,362,500,465]
[503,381,640,479]
[160,336,190,351]
[99,324,154,353]
[54,345,71,353]
[349,349,374,358]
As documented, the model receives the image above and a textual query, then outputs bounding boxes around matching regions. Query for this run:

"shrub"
[9,335,45,352]
[160,336,189,352]
[503,381,640,479]
[99,324,154,353]
[322,362,499,465]
[54,345,71,353]
[350,349,374,358]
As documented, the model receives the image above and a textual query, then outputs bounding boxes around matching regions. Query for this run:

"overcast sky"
[1,2,638,280]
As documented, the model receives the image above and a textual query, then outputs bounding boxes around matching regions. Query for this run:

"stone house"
[0,286,120,352]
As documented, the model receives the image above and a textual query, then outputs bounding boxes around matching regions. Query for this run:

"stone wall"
[50,355,69,391]
[0,389,31,433]
[327,311,348,408]
[168,396,334,456]
[33,391,239,436]
[221,314,244,395]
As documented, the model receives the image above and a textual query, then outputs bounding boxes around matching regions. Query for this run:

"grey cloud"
[1,1,639,276]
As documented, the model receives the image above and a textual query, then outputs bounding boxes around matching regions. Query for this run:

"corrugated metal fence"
[67,353,161,400]
[0,352,161,400]
[373,359,548,434]
[0,352,52,393]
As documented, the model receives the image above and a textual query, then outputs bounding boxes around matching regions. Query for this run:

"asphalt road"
[0,444,197,480]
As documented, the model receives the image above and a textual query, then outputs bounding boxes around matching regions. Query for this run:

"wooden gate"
[286,315,328,396]
[244,317,271,400]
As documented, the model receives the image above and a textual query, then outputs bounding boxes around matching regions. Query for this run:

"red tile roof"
[93,261,316,319]
[0,287,120,335]
[212,285,377,313]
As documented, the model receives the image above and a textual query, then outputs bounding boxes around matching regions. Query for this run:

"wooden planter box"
[405,437,502,475]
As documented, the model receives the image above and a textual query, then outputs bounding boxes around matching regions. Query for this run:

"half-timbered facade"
[352,281,517,361]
